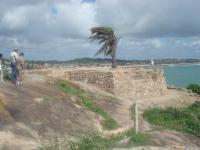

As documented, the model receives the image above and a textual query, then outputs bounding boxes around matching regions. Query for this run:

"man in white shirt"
[10,48,19,84]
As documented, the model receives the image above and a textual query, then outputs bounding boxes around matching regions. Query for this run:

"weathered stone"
[65,68,167,99]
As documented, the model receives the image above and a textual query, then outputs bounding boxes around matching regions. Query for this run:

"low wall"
[67,70,115,94]
[66,68,167,99]
[113,68,167,99]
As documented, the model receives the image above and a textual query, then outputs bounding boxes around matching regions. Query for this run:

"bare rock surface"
[0,79,100,150]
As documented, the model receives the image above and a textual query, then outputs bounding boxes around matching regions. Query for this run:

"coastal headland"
[0,66,199,150]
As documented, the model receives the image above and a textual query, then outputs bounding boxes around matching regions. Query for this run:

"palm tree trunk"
[111,40,117,68]
[111,52,117,68]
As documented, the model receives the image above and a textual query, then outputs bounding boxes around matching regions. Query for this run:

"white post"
[135,100,139,134]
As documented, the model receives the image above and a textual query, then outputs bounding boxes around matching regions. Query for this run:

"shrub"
[69,129,148,150]
[143,102,200,137]
[187,84,200,95]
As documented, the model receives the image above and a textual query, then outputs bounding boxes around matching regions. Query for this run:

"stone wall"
[67,70,115,94]
[65,68,167,99]
[113,68,167,99]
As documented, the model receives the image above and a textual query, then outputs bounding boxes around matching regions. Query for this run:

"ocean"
[163,64,200,88]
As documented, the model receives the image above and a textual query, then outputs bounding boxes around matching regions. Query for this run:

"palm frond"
[95,40,111,56]
[90,26,119,62]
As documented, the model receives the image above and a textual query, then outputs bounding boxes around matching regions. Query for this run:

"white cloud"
[150,39,162,49]
[1,8,29,30]
[0,0,200,59]
[95,0,200,37]
[191,40,200,46]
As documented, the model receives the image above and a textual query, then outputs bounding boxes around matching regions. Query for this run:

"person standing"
[10,48,19,84]
[17,52,25,85]
[0,53,3,82]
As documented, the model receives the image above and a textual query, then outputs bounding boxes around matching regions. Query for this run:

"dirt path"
[72,81,135,135]
[71,81,200,148]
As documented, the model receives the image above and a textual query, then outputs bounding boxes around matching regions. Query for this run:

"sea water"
[163,64,200,88]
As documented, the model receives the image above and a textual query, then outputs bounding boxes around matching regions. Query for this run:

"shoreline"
[158,62,200,67]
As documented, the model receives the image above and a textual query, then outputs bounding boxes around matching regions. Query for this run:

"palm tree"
[89,27,119,68]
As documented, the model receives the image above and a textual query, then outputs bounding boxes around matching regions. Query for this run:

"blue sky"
[0,0,200,60]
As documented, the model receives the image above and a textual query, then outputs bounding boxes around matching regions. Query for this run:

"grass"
[38,138,68,150]
[39,128,149,150]
[76,129,149,150]
[187,84,200,95]
[143,102,200,137]
[55,81,118,130]
[69,134,115,150]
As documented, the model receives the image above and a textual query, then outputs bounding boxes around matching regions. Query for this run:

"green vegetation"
[69,134,117,150]
[187,84,200,95]
[125,129,149,147]
[143,102,200,137]
[90,27,119,68]
[39,128,149,150]
[55,81,118,130]
[39,141,68,150]
[70,129,148,150]
[103,27,114,34]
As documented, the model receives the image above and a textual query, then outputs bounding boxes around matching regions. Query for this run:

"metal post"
[135,100,139,134]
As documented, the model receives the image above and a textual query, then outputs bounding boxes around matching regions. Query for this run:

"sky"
[0,0,200,60]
